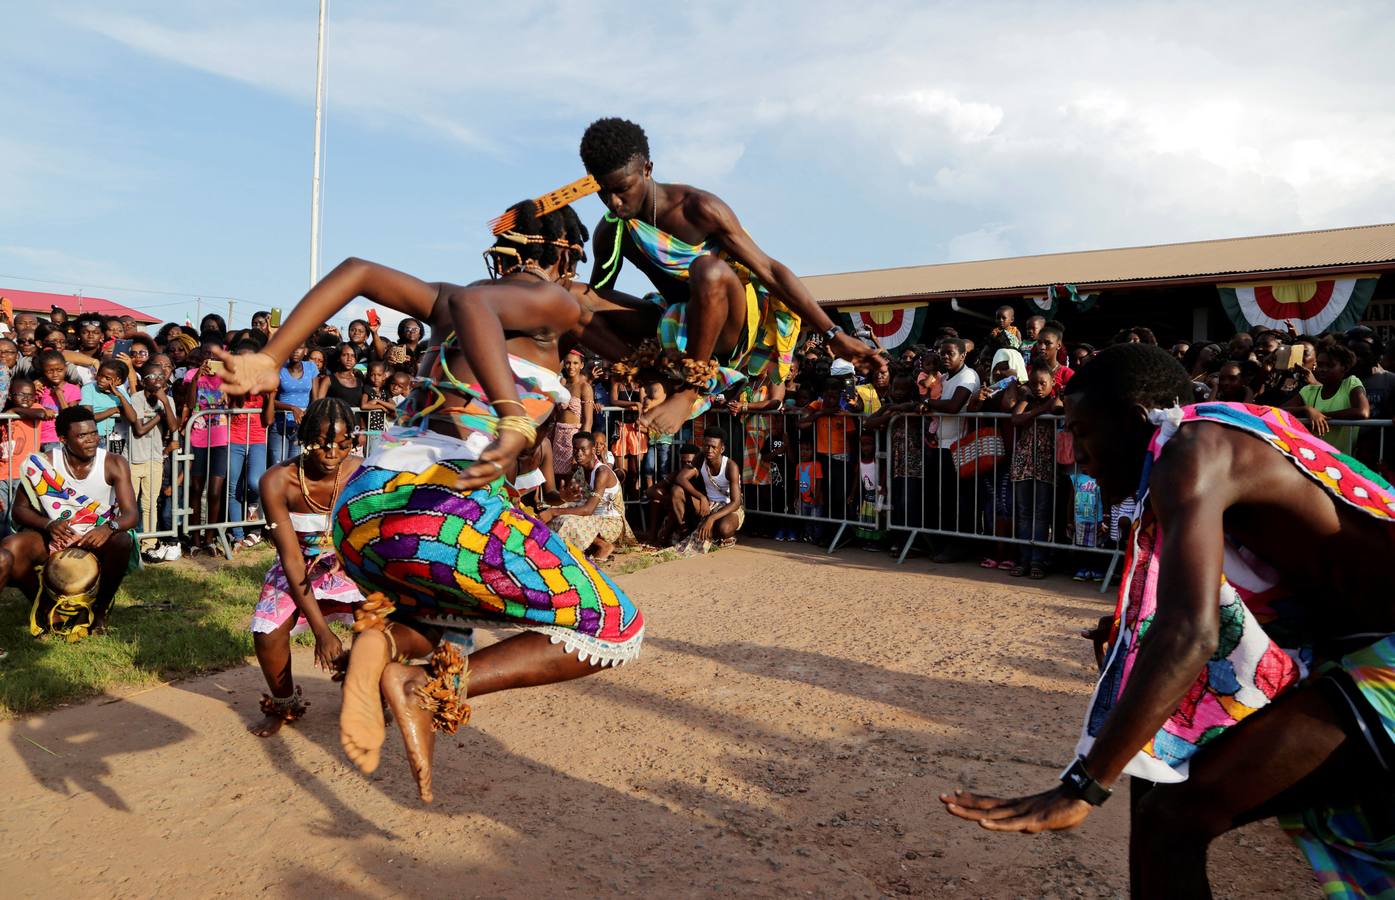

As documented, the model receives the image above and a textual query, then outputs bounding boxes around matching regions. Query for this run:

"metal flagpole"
[309,0,328,288]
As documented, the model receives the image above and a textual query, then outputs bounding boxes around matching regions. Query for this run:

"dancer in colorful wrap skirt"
[217,195,643,803]
[941,344,1395,899]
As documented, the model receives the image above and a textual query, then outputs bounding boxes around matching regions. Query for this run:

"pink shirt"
[37,383,81,445]
[186,372,229,449]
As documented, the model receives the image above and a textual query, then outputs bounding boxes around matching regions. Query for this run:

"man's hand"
[941,785,1092,833]
[695,496,711,517]
[694,517,714,543]
[829,333,888,377]
[46,519,76,548]
[74,522,117,550]
[213,349,279,397]
[313,628,345,671]
[454,429,529,491]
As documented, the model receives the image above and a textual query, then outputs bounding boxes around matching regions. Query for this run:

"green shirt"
[1299,374,1364,455]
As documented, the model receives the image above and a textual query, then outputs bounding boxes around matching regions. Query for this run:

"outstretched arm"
[943,431,1230,833]
[689,192,885,375]
[218,258,442,396]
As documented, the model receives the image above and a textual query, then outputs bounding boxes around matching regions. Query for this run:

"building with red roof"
[0,287,161,324]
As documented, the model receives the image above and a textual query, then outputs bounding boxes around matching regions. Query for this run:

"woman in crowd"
[270,344,318,465]
[553,349,592,479]
[314,342,365,411]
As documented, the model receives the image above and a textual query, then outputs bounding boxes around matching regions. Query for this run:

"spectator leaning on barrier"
[920,336,980,563]
[1008,359,1063,579]
[1287,340,1368,456]
[128,362,179,562]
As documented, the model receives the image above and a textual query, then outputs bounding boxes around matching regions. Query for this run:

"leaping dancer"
[942,344,1395,897]
[569,116,886,434]
[218,196,643,803]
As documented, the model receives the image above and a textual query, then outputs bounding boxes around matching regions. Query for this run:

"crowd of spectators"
[0,306,428,562]
[563,306,1392,577]
[2,300,1387,577]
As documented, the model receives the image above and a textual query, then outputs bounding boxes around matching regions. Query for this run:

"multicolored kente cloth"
[333,347,644,665]
[1075,402,1395,896]
[596,214,800,418]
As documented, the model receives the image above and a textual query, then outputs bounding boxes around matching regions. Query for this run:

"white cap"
[829,359,855,376]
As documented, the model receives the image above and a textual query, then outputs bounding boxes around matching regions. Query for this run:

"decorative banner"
[1218,274,1380,334]
[838,302,929,352]
[1024,284,1094,320]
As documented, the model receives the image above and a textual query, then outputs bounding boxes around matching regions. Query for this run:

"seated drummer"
[0,405,138,637]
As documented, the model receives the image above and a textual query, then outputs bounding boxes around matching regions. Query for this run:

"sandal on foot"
[979,558,999,569]
[1008,564,1027,577]
[1028,564,1047,580]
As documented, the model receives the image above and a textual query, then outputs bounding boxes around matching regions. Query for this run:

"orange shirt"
[807,399,856,456]
[1,416,39,480]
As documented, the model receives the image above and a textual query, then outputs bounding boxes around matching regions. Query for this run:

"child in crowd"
[760,416,796,541]
[989,306,1022,349]
[128,362,179,561]
[388,371,413,409]
[248,399,367,737]
[969,349,1028,569]
[641,442,699,547]
[0,380,41,536]
[1008,360,1062,579]
[183,338,231,557]
[916,350,943,400]
[851,432,885,549]
[34,349,80,453]
[1069,471,1105,582]
[796,440,825,543]
[227,340,276,551]
[81,359,136,453]
[640,378,675,494]
[360,359,394,454]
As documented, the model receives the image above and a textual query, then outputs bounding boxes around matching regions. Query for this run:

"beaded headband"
[487,175,600,235]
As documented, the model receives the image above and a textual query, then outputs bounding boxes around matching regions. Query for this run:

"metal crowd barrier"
[11,391,1394,579]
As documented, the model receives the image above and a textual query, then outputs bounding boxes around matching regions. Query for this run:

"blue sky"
[3,1,1393,334]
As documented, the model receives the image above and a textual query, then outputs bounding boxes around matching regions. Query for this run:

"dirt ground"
[0,540,1314,899]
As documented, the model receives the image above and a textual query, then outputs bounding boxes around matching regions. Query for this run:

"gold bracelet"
[492,399,527,413]
[497,415,538,444]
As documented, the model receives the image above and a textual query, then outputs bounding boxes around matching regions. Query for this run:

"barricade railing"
[16,392,1395,577]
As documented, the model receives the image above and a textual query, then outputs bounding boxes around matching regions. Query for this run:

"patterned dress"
[332,344,644,666]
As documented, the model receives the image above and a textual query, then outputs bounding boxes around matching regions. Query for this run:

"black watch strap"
[823,324,844,342]
[1060,757,1112,806]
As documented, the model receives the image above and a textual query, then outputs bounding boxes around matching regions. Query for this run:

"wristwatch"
[823,324,844,342]
[1059,757,1112,806]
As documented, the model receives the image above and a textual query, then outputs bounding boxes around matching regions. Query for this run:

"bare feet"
[380,662,436,803]
[340,630,391,774]
[590,537,615,562]
[637,389,700,436]
[249,714,286,738]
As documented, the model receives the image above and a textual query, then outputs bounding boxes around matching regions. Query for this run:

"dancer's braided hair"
[487,200,589,273]
[298,397,357,446]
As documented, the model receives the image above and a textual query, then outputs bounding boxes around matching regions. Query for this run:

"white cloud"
[33,0,1395,284]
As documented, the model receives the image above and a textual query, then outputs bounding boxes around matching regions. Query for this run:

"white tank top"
[700,455,732,505]
[51,447,115,533]
[588,464,622,517]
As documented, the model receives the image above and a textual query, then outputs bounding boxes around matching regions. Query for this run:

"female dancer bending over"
[217,197,643,802]
[248,398,366,737]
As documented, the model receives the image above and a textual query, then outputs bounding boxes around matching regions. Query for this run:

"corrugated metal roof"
[0,288,161,323]
[803,222,1395,304]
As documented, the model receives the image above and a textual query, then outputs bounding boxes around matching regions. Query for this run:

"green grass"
[0,540,680,717]
[0,546,327,717]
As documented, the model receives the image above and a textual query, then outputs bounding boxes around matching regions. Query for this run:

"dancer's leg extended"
[339,616,434,773]
[382,632,607,803]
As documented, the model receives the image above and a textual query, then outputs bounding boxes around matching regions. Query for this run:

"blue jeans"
[227,440,269,541]
[642,442,673,484]
[800,501,825,541]
[1013,479,1053,565]
[267,424,299,467]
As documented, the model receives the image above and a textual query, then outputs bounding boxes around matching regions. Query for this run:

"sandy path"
[0,541,1312,898]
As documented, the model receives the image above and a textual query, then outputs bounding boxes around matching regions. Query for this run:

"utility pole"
[196,297,202,329]
[228,299,234,330]
[309,0,328,287]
